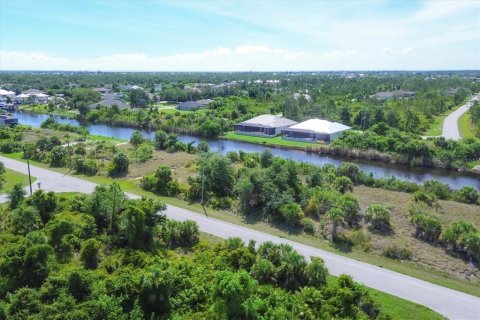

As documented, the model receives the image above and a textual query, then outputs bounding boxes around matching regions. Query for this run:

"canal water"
[12,110,480,190]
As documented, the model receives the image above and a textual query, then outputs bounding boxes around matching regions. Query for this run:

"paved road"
[1,155,479,319]
[443,93,479,140]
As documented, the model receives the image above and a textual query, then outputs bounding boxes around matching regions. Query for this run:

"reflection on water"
[13,111,480,190]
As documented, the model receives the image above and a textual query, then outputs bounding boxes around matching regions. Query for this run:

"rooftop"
[237,114,298,128]
[286,118,350,134]
[0,89,15,95]
[22,89,45,95]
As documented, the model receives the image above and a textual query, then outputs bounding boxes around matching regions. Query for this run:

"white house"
[15,89,50,104]
[0,89,16,100]
[281,119,351,142]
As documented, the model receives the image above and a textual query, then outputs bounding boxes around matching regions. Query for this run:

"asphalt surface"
[1,155,479,319]
[443,94,479,140]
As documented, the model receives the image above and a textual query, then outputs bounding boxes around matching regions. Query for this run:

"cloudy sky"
[1,0,479,71]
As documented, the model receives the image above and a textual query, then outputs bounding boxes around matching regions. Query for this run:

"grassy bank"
[423,101,464,136]
[222,132,316,149]
[0,168,34,194]
[458,112,477,139]
[326,275,445,320]
[18,104,79,118]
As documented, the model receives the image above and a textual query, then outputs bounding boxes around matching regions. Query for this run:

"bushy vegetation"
[331,126,480,168]
[0,186,393,319]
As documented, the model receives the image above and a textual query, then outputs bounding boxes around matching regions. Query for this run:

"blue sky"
[1,0,479,71]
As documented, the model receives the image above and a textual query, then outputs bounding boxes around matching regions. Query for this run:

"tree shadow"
[330,239,353,253]
[368,227,394,237]
[240,213,304,236]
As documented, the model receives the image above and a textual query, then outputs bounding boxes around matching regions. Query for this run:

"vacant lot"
[353,186,480,281]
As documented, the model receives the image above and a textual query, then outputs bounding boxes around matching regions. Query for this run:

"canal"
[12,110,480,190]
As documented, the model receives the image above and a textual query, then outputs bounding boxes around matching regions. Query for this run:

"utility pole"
[201,164,205,207]
[27,158,32,196]
[111,186,117,235]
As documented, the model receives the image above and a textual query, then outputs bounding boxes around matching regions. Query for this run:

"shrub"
[136,143,153,162]
[382,245,412,260]
[345,229,371,252]
[209,196,232,210]
[334,176,353,194]
[279,203,304,226]
[364,204,391,232]
[129,131,145,146]
[455,186,479,205]
[80,239,101,269]
[423,180,451,200]
[301,218,315,235]
[410,213,442,242]
[412,191,440,209]
[160,220,200,248]
[442,221,480,261]
[306,257,328,288]
[108,152,129,176]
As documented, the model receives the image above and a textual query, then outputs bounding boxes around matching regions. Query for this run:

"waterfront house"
[0,89,16,100]
[0,114,18,127]
[15,89,50,104]
[234,114,298,137]
[177,99,213,110]
[281,118,350,142]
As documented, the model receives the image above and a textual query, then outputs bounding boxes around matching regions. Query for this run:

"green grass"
[1,151,479,297]
[222,132,318,149]
[158,107,208,115]
[423,104,463,136]
[458,112,477,139]
[326,275,445,320]
[0,169,34,195]
[18,104,79,118]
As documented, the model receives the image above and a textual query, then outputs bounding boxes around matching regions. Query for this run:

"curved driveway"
[443,93,479,140]
[0,155,479,319]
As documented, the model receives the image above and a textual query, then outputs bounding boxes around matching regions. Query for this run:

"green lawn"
[326,275,445,320]
[1,151,479,298]
[423,104,463,136]
[222,132,319,149]
[18,104,79,118]
[458,112,477,139]
[0,168,34,195]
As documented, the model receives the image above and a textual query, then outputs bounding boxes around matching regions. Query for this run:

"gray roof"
[372,90,415,100]
[90,97,129,109]
[196,99,213,106]
[237,114,298,128]
[178,101,203,109]
[22,89,44,95]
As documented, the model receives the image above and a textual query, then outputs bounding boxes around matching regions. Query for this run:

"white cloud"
[411,0,480,21]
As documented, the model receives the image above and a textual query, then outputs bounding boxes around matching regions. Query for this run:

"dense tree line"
[330,125,480,168]
[0,185,391,319]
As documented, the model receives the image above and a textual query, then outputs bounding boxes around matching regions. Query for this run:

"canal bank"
[11,110,480,190]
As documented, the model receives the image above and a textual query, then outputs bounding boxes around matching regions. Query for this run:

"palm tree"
[327,208,345,241]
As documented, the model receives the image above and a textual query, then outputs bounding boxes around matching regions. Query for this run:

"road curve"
[0,155,479,319]
[443,93,479,140]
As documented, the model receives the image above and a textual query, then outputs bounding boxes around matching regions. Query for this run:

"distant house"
[90,95,129,110]
[281,119,350,142]
[177,99,213,110]
[0,89,16,100]
[234,114,298,137]
[94,87,111,94]
[122,85,143,91]
[0,115,18,127]
[444,88,459,96]
[371,90,415,101]
[15,89,50,104]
